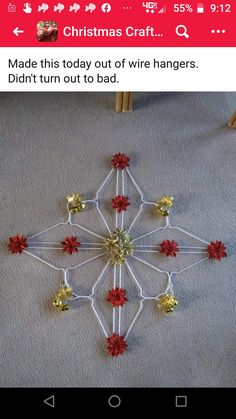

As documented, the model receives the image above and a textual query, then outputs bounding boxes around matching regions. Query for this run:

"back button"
[43,395,55,408]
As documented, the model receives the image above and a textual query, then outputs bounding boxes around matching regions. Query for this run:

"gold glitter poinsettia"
[157,294,178,313]
[66,193,85,213]
[53,286,73,311]
[103,229,134,264]
[156,195,174,217]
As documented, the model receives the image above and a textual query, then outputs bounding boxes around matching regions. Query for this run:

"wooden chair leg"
[228,111,236,128]
[115,92,133,112]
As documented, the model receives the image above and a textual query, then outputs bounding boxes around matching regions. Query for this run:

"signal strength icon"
[158,5,166,13]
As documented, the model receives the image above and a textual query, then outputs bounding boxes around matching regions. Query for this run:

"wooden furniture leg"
[115,92,133,112]
[228,111,236,128]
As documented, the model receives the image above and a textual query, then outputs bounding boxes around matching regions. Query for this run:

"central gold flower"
[103,229,134,264]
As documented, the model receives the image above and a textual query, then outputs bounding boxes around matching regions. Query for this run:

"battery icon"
[197,3,204,13]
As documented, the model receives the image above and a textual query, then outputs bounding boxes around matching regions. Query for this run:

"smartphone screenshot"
[1,0,235,412]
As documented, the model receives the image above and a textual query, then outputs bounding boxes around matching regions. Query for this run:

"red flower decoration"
[107,333,127,357]
[160,240,179,257]
[61,236,81,255]
[208,241,227,261]
[111,153,130,169]
[107,288,128,307]
[8,235,28,254]
[112,195,130,213]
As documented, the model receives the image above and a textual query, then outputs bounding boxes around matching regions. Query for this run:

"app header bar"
[2,1,235,46]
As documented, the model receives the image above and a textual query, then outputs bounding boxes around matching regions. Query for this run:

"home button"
[108,395,121,408]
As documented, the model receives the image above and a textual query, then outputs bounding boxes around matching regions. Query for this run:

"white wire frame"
[19,161,216,345]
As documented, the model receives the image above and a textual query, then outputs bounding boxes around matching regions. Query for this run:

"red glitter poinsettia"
[207,241,227,261]
[160,240,180,257]
[107,288,128,307]
[112,195,130,212]
[111,153,130,169]
[107,333,128,357]
[8,235,28,254]
[61,236,81,255]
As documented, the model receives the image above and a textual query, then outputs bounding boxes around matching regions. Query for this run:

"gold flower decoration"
[156,195,174,217]
[103,229,134,265]
[53,286,73,311]
[157,294,178,313]
[66,193,85,214]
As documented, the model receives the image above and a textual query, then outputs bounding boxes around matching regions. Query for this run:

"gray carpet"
[1,92,236,387]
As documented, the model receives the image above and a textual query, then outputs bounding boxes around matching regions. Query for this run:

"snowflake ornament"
[8,154,227,357]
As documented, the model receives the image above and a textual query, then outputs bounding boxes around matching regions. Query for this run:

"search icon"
[176,25,189,38]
